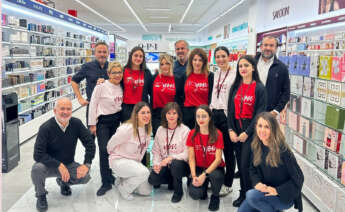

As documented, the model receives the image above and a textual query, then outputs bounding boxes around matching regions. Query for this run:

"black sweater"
[227,82,267,137]
[33,117,96,168]
[249,144,304,211]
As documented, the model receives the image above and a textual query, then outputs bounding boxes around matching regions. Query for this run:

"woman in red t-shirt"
[183,48,214,129]
[227,55,267,207]
[186,105,225,211]
[151,54,184,136]
[122,46,153,122]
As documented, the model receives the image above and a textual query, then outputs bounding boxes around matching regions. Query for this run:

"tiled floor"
[3,107,319,212]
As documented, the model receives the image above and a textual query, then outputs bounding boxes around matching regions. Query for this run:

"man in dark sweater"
[31,98,95,212]
[173,40,189,78]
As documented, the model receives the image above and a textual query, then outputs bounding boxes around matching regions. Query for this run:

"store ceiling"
[54,0,247,35]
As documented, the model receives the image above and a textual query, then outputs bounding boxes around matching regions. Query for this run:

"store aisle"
[3,107,318,212]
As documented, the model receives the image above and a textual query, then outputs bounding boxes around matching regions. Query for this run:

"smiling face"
[160,58,171,76]
[131,50,144,69]
[166,109,178,127]
[137,106,151,126]
[215,50,229,70]
[54,98,72,125]
[260,37,277,60]
[175,41,189,63]
[95,44,109,66]
[192,54,204,73]
[238,58,254,80]
[108,67,123,85]
[196,108,210,129]
[256,117,271,144]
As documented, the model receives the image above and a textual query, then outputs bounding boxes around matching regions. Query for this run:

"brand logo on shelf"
[273,6,290,20]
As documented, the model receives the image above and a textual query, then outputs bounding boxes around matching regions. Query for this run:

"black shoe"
[171,192,183,203]
[232,195,245,207]
[208,195,220,211]
[153,185,161,189]
[234,171,240,179]
[96,184,112,196]
[56,178,72,196]
[36,194,48,211]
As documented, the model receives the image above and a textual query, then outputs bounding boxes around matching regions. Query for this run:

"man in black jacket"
[31,98,95,212]
[256,36,290,117]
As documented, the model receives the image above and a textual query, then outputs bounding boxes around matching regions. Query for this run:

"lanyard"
[166,127,177,156]
[239,82,252,129]
[137,129,147,154]
[216,68,230,99]
[199,134,208,167]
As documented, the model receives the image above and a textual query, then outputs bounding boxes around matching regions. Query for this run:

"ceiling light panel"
[123,0,148,32]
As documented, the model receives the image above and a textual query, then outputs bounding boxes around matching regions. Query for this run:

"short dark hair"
[95,41,109,49]
[214,46,229,56]
[161,102,183,128]
[261,36,279,48]
[125,46,147,71]
[174,40,189,49]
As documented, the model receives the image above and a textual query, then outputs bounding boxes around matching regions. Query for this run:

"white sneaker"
[118,184,134,201]
[219,185,232,197]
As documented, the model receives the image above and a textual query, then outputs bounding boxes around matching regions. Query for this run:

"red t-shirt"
[234,81,257,119]
[153,75,176,109]
[186,129,225,168]
[123,68,145,104]
[184,73,209,107]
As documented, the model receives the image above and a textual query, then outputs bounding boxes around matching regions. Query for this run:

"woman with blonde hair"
[151,54,184,136]
[182,48,214,129]
[239,112,304,212]
[107,102,152,200]
[88,61,123,196]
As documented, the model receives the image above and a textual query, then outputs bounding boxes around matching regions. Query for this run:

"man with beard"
[173,40,189,78]
[71,42,114,196]
[31,98,95,212]
[256,36,290,117]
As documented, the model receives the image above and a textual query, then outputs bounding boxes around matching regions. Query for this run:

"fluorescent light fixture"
[150,16,169,19]
[123,0,148,32]
[197,0,245,32]
[2,2,106,36]
[145,8,171,11]
[180,0,194,23]
[74,0,125,32]
[168,24,172,32]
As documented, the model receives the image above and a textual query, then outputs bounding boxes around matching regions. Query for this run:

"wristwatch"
[202,171,209,177]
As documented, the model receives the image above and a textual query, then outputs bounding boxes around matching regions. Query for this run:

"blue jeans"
[238,189,294,212]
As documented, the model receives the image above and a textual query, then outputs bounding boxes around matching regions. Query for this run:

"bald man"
[31,97,95,212]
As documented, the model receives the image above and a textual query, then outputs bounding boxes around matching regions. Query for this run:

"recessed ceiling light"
[197,0,245,32]
[180,0,194,23]
[73,0,125,32]
[123,0,148,32]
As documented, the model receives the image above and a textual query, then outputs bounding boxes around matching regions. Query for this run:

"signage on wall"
[128,41,169,52]
[4,0,107,34]
[208,36,213,41]
[232,22,248,33]
[273,6,290,20]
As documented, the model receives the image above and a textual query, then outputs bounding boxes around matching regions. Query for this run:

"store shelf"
[290,91,345,110]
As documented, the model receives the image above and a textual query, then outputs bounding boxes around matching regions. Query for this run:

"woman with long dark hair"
[209,46,236,196]
[182,48,214,129]
[239,112,304,212]
[187,105,225,211]
[151,54,184,136]
[107,102,152,200]
[227,55,267,207]
[122,46,153,122]
[148,102,190,203]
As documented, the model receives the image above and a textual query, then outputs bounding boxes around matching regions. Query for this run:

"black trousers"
[182,106,196,129]
[212,109,236,187]
[122,103,147,166]
[148,160,190,195]
[152,108,162,137]
[189,167,224,199]
[96,113,121,185]
[232,118,253,196]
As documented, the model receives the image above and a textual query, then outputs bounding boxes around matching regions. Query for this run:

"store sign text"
[273,6,290,20]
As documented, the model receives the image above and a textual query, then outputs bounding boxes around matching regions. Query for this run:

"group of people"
[31,36,304,212]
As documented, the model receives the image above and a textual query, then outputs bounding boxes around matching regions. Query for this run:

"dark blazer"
[255,53,290,113]
[121,68,153,104]
[249,145,304,211]
[181,72,214,106]
[150,73,184,108]
[227,82,267,137]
